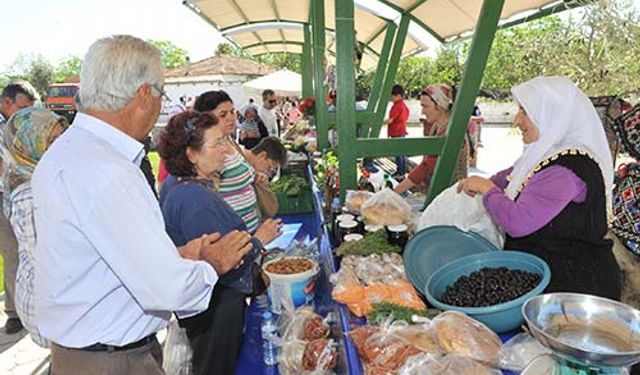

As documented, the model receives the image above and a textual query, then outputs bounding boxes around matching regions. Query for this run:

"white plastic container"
[263,257,320,314]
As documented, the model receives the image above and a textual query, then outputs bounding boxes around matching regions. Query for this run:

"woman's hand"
[254,218,283,246]
[255,172,269,186]
[457,176,496,197]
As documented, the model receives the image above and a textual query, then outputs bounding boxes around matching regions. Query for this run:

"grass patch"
[148,151,160,181]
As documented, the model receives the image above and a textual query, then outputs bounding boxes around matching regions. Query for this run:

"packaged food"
[301,338,338,372]
[361,188,412,225]
[499,331,551,371]
[350,323,422,374]
[399,353,502,375]
[432,311,502,365]
[345,190,374,215]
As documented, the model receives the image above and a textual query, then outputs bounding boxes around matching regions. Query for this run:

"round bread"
[433,311,502,365]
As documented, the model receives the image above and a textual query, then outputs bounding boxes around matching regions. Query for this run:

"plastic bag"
[278,306,337,375]
[350,321,423,374]
[345,190,374,215]
[361,188,412,226]
[499,331,551,371]
[418,182,505,249]
[399,353,502,375]
[280,306,331,342]
[431,311,502,366]
[162,319,193,375]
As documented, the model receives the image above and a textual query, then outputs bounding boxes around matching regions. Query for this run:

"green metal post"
[364,21,397,137]
[311,0,328,150]
[426,0,506,204]
[302,24,313,98]
[335,0,356,200]
[369,15,409,138]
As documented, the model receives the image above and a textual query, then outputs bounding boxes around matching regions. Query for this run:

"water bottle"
[330,197,341,246]
[261,311,278,366]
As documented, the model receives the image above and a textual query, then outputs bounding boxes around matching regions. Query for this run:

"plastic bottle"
[330,197,342,246]
[261,311,278,366]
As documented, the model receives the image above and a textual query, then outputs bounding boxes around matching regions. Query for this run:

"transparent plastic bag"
[418,182,505,248]
[399,353,502,375]
[431,311,502,366]
[280,306,331,342]
[350,321,423,374]
[361,188,412,225]
[278,306,336,375]
[162,319,193,375]
[345,190,374,215]
[499,332,551,371]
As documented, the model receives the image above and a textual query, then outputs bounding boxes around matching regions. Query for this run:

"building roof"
[164,53,276,78]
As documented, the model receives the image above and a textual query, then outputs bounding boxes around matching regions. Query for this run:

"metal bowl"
[523,293,640,368]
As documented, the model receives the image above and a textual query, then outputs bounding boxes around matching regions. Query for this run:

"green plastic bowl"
[424,251,551,333]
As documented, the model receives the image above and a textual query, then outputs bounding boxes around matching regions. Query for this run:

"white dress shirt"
[32,113,217,348]
[258,106,277,136]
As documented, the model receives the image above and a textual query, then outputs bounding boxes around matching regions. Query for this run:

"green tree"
[3,54,54,98]
[54,55,82,83]
[147,39,188,69]
[216,42,247,57]
[255,53,301,74]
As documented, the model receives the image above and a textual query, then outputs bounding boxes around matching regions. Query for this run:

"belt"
[73,334,156,352]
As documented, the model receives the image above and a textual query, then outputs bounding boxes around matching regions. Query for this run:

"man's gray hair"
[79,35,164,112]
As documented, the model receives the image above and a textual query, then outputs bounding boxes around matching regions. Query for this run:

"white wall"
[159,79,258,124]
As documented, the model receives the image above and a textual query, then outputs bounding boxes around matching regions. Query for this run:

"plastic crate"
[282,159,309,179]
[275,189,314,214]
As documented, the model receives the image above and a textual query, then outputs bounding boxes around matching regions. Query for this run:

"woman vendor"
[394,84,468,194]
[458,76,621,300]
[158,111,282,375]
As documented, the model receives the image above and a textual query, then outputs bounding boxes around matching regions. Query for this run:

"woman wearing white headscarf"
[458,76,620,300]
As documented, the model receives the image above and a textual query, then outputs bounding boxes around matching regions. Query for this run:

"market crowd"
[0,34,636,375]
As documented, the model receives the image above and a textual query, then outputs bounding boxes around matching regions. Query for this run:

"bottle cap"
[262,311,273,320]
[336,214,355,222]
[339,220,358,229]
[387,224,408,232]
[365,224,383,233]
[343,233,364,242]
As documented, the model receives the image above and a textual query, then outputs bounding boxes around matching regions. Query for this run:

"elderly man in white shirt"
[258,88,278,137]
[32,35,252,375]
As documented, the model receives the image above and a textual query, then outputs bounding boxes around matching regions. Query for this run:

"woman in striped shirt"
[194,91,261,232]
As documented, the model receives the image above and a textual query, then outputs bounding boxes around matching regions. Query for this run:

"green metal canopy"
[184,0,583,70]
[183,0,588,205]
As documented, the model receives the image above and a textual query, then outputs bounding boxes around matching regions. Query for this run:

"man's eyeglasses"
[151,83,171,102]
[268,100,277,105]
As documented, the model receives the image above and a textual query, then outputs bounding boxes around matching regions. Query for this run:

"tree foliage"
[3,53,55,98]
[147,39,188,69]
[54,55,82,83]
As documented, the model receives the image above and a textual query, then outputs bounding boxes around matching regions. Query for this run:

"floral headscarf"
[422,84,453,112]
[3,107,69,195]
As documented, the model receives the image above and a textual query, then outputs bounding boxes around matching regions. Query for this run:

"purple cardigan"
[483,166,587,237]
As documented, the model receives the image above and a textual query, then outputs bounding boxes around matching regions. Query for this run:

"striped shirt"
[218,149,260,233]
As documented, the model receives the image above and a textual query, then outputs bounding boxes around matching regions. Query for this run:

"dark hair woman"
[158,111,282,375]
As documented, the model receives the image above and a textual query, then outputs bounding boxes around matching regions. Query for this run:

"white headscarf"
[506,77,613,211]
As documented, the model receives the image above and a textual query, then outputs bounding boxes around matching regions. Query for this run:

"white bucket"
[263,257,319,314]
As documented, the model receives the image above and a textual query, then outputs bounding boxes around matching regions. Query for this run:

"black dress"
[505,154,621,300]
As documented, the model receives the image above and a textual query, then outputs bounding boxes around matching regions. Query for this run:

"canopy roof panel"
[185,0,582,69]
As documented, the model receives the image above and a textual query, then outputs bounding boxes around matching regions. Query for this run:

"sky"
[0,0,226,70]
[2,0,640,72]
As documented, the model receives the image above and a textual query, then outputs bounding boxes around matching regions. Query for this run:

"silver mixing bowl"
[523,293,640,368]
